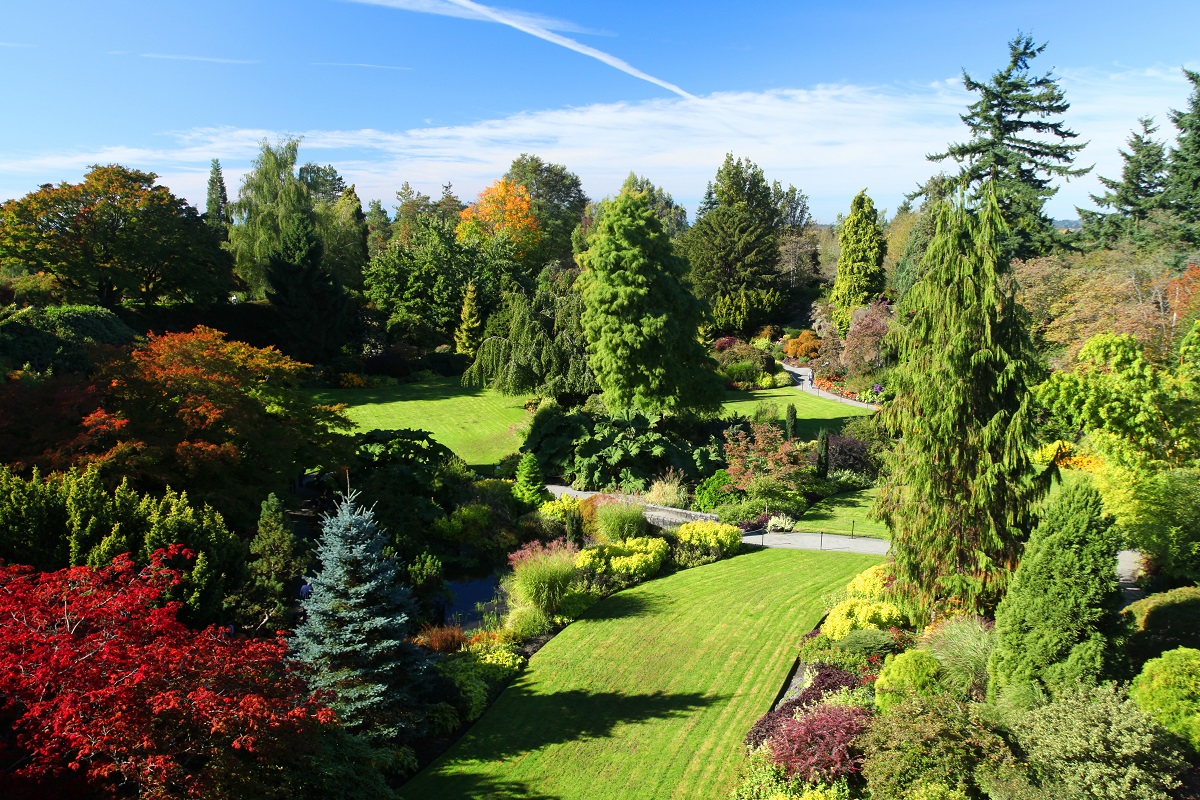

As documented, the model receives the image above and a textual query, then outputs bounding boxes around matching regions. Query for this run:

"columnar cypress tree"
[1079,118,1169,246]
[454,281,483,357]
[828,190,885,333]
[578,189,722,414]
[816,428,830,479]
[876,183,1043,617]
[1166,69,1200,223]
[988,482,1122,703]
[205,158,229,236]
[785,403,797,440]
[292,494,446,759]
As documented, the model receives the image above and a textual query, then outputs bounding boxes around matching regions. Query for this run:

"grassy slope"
[401,549,882,800]
[312,377,532,468]
[797,487,889,539]
[720,386,871,440]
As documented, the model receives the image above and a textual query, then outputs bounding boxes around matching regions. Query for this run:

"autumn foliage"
[723,422,806,488]
[456,178,541,261]
[0,547,331,798]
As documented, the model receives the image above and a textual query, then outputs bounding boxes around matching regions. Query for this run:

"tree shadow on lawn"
[399,771,565,800]
[451,684,722,764]
[800,492,867,524]
[575,591,672,622]
[314,379,494,406]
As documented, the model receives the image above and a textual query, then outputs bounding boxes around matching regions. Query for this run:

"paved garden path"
[779,363,881,411]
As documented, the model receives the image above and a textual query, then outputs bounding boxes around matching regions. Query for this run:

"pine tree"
[828,190,886,333]
[292,494,448,760]
[929,35,1090,259]
[816,428,830,479]
[988,482,1122,703]
[1079,118,1169,245]
[875,183,1044,618]
[205,158,229,237]
[1166,69,1200,223]
[512,452,545,507]
[579,190,722,414]
[454,281,483,357]
[234,493,309,632]
[365,199,392,257]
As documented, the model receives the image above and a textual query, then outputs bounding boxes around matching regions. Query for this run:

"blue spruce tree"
[293,493,450,760]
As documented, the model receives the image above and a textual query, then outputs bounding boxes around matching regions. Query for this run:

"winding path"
[778,363,881,411]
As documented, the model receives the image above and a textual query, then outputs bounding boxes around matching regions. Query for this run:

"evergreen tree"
[828,190,886,333]
[682,202,779,302]
[204,158,229,237]
[785,403,797,440]
[578,190,722,414]
[988,482,1122,703]
[454,281,483,357]
[364,199,392,257]
[816,428,830,479]
[512,452,545,507]
[504,154,589,269]
[265,215,352,362]
[234,493,309,633]
[929,35,1090,259]
[876,183,1044,617]
[292,494,449,761]
[1079,118,1169,246]
[1166,69,1200,223]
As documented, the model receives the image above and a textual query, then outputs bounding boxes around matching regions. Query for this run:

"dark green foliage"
[265,215,353,362]
[828,190,886,333]
[892,199,939,303]
[568,414,722,492]
[204,158,230,236]
[1079,118,1169,246]
[1131,647,1200,752]
[512,452,545,507]
[876,185,1043,617]
[299,162,347,204]
[365,198,392,257]
[1122,586,1200,669]
[988,483,1122,702]
[834,628,897,660]
[0,304,134,372]
[1010,684,1186,800]
[862,695,1007,800]
[683,202,779,303]
[0,465,244,624]
[816,428,830,479]
[293,494,452,758]
[1166,69,1200,223]
[579,190,722,414]
[404,551,449,625]
[504,154,589,269]
[232,493,309,633]
[929,35,1089,259]
[784,403,797,440]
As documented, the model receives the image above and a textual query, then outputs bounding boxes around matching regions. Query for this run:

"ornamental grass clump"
[506,539,579,617]
[644,469,690,508]
[594,501,648,543]
[920,615,994,701]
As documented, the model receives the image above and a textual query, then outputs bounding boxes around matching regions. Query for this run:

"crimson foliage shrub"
[769,704,871,783]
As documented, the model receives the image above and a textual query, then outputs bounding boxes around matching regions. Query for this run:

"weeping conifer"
[876,182,1044,618]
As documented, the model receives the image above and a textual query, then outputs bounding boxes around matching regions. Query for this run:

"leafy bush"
[989,482,1122,703]
[504,605,551,641]
[566,413,721,491]
[1130,647,1200,752]
[787,664,862,710]
[1013,683,1186,800]
[875,650,943,712]
[799,633,872,674]
[823,598,904,640]
[862,695,1007,800]
[507,540,578,616]
[769,705,871,784]
[730,748,807,800]
[745,709,794,751]
[829,469,874,490]
[1122,586,1200,669]
[437,640,525,722]
[827,434,877,477]
[903,783,970,800]
[784,330,822,360]
[725,361,765,386]
[595,501,649,543]
[846,564,890,601]
[575,536,669,592]
[694,469,741,512]
[834,629,897,660]
[920,616,994,702]
[537,495,584,544]
[0,303,136,372]
[673,520,742,566]
[556,588,599,621]
[772,371,795,388]
[768,514,796,532]
[644,469,690,508]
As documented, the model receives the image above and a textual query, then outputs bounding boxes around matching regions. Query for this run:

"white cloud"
[141,53,258,65]
[344,0,601,35]
[0,65,1194,221]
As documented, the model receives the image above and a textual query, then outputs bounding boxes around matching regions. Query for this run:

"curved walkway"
[743,529,890,556]
[779,363,880,411]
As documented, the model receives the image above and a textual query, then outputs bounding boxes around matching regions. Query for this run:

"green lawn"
[797,487,890,540]
[312,377,532,468]
[721,386,871,440]
[400,549,882,800]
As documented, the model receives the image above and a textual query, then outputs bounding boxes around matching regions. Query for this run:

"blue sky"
[2,0,1198,221]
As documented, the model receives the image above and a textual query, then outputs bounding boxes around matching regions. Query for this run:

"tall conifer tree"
[876,183,1044,617]
[828,189,886,333]
[1166,69,1200,223]
[1079,118,1169,246]
[454,281,483,357]
[205,158,229,236]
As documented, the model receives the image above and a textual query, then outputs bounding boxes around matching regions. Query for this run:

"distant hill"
[1053,218,1082,230]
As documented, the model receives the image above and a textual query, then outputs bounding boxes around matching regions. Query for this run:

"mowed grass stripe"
[721,386,871,439]
[400,548,881,800]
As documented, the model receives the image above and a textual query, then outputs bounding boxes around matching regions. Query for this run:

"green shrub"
[504,605,551,641]
[823,598,904,640]
[829,469,874,490]
[1130,647,1200,752]
[512,452,547,507]
[846,564,891,601]
[772,371,795,388]
[1012,683,1186,800]
[594,501,648,543]
[725,361,764,386]
[717,500,769,525]
[0,303,135,372]
[834,629,897,660]
[674,520,742,563]
[556,588,599,621]
[644,469,690,508]
[862,695,1007,800]
[875,650,942,712]
[799,634,871,674]
[746,478,809,518]
[921,616,994,702]
[902,783,969,800]
[1122,586,1200,669]
[729,747,806,800]
[507,547,578,616]
[575,536,670,592]
[988,483,1122,703]
[694,469,740,512]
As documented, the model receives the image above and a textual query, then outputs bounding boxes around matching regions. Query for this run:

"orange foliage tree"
[455,178,541,263]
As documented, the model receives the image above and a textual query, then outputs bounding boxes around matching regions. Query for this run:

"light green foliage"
[903,783,970,800]
[674,520,742,557]
[846,563,890,601]
[512,452,546,507]
[875,650,943,712]
[823,597,904,641]
[453,280,483,357]
[1013,684,1186,800]
[799,633,871,673]
[1130,647,1200,751]
[504,605,551,640]
[594,501,649,542]
[828,190,885,332]
[315,184,369,290]
[876,185,1043,617]
[539,495,582,524]
[0,304,135,372]
[437,640,525,722]
[575,536,669,592]
[730,747,807,800]
[694,470,739,512]
[507,548,578,617]
[772,371,794,388]
[578,189,722,414]
[921,616,994,702]
[988,482,1122,702]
